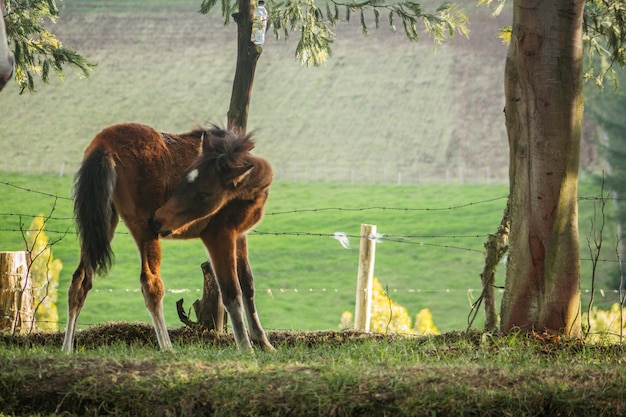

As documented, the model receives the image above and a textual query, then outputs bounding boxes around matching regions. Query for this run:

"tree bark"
[0,252,34,334]
[227,0,262,133]
[501,0,584,337]
[0,0,14,92]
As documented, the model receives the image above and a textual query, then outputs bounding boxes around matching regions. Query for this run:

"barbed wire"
[265,196,510,215]
[0,212,75,221]
[0,180,72,201]
[0,229,624,262]
[2,179,625,213]
[0,225,621,261]
[1,180,626,261]
[0,198,513,220]
[2,181,624,338]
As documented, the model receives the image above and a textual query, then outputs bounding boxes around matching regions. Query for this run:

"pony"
[62,122,274,352]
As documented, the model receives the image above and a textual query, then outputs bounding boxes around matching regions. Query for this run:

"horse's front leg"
[237,235,274,350]
[202,231,252,350]
[139,238,173,350]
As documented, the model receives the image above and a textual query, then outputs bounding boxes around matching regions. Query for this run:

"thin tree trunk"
[227,0,262,133]
[501,0,584,337]
[481,201,510,331]
[192,0,263,326]
[0,0,14,91]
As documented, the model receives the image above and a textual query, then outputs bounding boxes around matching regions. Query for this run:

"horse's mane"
[190,125,256,171]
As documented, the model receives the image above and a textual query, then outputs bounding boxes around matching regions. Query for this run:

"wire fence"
[5,160,511,185]
[1,179,626,268]
[0,179,625,335]
[0,181,623,265]
[272,163,509,185]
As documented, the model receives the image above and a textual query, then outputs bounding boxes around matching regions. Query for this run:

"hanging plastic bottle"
[251,0,268,45]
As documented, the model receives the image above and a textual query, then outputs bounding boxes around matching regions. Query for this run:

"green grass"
[0,172,509,332]
[0,172,622,336]
[1,327,625,416]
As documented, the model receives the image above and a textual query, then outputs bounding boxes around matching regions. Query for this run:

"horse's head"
[149,128,256,236]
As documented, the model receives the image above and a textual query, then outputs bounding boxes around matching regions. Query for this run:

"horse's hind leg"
[63,207,118,354]
[62,261,94,353]
[237,235,274,350]
[138,238,173,350]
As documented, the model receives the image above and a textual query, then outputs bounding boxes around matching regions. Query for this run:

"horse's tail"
[73,147,117,275]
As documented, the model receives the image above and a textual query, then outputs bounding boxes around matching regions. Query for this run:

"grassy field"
[0,0,514,182]
[0,172,622,336]
[0,172,509,333]
[1,326,625,416]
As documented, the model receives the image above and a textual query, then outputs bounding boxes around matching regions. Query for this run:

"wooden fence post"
[354,224,377,331]
[0,251,34,334]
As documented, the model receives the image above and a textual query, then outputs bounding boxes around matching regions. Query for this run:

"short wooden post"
[354,224,377,331]
[194,261,227,331]
[0,251,34,334]
[176,261,227,332]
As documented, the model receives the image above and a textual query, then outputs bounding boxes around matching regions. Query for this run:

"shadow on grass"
[1,323,625,417]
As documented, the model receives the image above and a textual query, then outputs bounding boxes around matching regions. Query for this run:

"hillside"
[0,0,525,183]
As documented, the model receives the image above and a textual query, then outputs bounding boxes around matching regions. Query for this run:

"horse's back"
[84,123,203,178]
[80,123,203,229]
[85,123,166,159]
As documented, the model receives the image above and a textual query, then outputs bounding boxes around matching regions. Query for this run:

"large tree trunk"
[0,0,14,92]
[501,0,585,337]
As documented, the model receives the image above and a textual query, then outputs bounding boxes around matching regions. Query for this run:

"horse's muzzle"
[148,218,171,237]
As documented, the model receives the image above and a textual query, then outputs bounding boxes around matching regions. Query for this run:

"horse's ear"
[200,131,214,154]
[230,165,254,188]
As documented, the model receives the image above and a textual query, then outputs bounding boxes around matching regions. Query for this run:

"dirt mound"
[0,322,421,350]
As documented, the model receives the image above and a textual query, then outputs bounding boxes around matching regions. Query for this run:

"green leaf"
[389,11,396,33]
[6,0,95,93]
[583,0,626,88]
